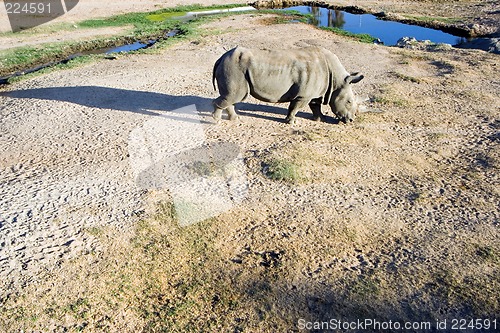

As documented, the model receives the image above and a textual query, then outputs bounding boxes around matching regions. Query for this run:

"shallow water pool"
[285,6,467,46]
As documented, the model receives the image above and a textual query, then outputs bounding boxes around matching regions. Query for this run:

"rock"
[455,38,500,54]
[396,37,419,48]
[466,23,495,37]
[395,36,453,52]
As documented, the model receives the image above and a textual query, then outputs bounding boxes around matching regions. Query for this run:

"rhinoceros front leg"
[309,100,324,122]
[213,107,223,121]
[227,105,238,121]
[285,99,308,124]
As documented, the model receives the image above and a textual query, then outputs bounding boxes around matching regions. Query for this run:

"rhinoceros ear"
[345,72,364,84]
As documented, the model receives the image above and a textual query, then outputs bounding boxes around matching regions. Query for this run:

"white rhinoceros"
[212,46,364,124]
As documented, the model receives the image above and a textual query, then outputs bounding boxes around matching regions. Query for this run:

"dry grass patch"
[1,197,498,332]
[0,202,236,332]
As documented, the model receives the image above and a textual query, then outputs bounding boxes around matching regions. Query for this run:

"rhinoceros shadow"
[1,85,337,123]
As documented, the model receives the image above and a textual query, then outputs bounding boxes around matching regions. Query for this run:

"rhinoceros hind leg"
[213,96,241,121]
[212,97,229,121]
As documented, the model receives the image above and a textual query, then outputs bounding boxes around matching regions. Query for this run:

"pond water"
[284,6,467,46]
[106,41,151,53]
[105,30,179,54]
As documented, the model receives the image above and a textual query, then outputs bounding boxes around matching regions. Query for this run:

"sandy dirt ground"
[0,2,498,331]
[0,25,132,51]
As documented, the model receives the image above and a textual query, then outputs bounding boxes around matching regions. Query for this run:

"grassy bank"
[0,4,244,80]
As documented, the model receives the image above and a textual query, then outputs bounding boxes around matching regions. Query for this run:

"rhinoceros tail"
[212,57,223,91]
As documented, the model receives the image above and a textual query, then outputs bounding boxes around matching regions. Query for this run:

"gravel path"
[0,69,150,293]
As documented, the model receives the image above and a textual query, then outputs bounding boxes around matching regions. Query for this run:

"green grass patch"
[0,36,134,78]
[77,4,246,27]
[1,43,63,69]
[402,14,462,24]
[277,9,313,23]
[146,11,189,22]
[77,12,149,29]
[321,26,377,43]
[146,4,245,22]
[264,158,301,183]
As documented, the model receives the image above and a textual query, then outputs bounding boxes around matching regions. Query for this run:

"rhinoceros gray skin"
[212,46,364,124]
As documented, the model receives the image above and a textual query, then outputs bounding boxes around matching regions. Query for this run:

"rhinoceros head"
[330,73,364,123]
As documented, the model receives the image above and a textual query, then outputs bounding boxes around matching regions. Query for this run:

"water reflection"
[308,6,345,28]
[285,6,467,46]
